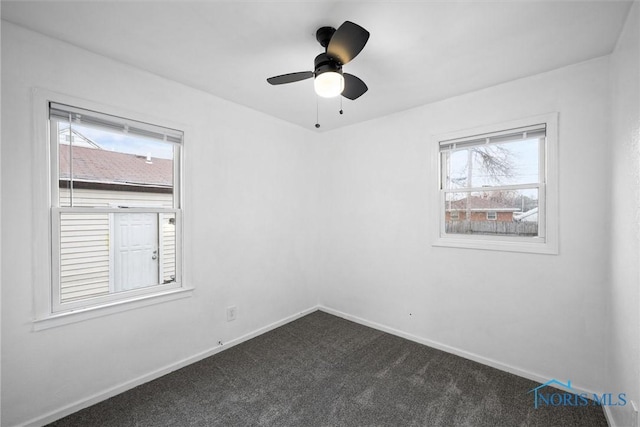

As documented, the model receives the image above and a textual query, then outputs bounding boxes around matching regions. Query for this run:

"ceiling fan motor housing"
[314,53,342,77]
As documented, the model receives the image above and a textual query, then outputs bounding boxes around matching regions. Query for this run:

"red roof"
[59,145,172,188]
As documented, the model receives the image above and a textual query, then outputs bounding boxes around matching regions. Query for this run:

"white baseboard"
[604,406,615,427]
[318,305,600,399]
[22,306,319,427]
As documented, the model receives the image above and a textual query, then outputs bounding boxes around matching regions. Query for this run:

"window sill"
[33,287,194,331]
[433,235,558,255]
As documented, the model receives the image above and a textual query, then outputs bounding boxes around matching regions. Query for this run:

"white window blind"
[439,123,546,152]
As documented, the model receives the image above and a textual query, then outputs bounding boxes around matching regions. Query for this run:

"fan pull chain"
[339,96,343,115]
[315,95,320,128]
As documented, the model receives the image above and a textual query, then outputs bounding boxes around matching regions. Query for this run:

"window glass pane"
[444,137,540,189]
[444,189,539,236]
[59,211,177,303]
[55,120,174,208]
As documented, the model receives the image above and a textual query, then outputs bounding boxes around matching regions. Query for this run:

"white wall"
[1,22,320,426]
[0,14,3,427]
[319,57,612,394]
[608,2,640,426]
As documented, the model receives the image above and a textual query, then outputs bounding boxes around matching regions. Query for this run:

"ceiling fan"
[267,21,370,101]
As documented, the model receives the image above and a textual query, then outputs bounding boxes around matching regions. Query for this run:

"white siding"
[161,213,176,283]
[60,187,173,208]
[60,212,110,301]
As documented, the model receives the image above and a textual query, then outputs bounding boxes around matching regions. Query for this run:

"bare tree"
[450,145,514,188]
[469,145,514,186]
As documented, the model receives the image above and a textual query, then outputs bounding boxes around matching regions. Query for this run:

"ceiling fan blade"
[327,21,370,65]
[267,71,314,85]
[342,73,368,100]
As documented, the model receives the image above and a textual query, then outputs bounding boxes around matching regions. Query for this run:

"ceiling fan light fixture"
[314,71,345,98]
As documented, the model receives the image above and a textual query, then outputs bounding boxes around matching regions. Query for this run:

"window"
[49,102,184,314]
[433,114,558,254]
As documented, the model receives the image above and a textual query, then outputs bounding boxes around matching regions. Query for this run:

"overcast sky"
[63,123,174,160]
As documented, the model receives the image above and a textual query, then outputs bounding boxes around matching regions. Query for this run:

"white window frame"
[431,113,559,254]
[486,211,498,221]
[32,89,192,330]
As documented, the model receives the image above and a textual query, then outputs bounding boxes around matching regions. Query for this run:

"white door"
[113,213,159,292]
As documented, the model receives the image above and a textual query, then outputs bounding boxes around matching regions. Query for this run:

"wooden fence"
[446,221,538,236]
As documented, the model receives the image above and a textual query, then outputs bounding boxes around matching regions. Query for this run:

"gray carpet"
[48,311,607,426]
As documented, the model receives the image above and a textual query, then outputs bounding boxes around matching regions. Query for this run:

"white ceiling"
[2,1,633,131]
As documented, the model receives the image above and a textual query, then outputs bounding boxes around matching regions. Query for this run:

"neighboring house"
[58,126,103,149]
[445,195,521,222]
[58,133,176,302]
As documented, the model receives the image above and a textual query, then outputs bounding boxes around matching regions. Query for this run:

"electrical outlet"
[227,305,237,322]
